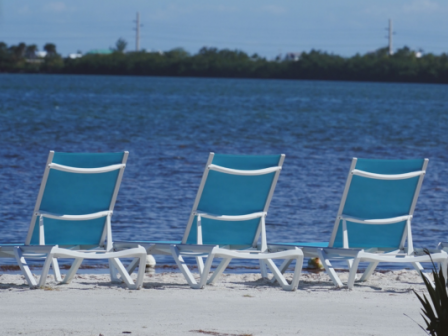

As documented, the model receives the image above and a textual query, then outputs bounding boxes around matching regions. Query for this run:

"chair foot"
[317,249,343,287]
[360,261,379,282]
[38,253,54,288]
[13,247,37,288]
[61,258,84,284]
[347,258,361,289]
[170,245,199,288]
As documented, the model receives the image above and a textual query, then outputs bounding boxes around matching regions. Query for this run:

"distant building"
[126,50,163,55]
[415,51,423,58]
[68,53,83,59]
[284,52,301,61]
[35,51,48,58]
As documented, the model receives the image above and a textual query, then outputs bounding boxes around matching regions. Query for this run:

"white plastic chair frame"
[340,159,447,288]
[3,151,147,289]
[171,211,303,291]
[174,155,303,290]
[117,153,304,291]
[270,158,447,289]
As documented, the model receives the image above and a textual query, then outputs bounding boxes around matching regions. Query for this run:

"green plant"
[414,249,448,335]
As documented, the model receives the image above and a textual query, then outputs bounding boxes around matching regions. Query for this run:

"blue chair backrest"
[184,154,282,246]
[331,159,425,249]
[27,152,126,246]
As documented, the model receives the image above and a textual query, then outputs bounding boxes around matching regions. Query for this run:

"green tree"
[41,43,62,72]
[115,38,127,53]
[25,44,38,59]
[165,47,190,59]
[43,43,57,56]
[9,42,26,60]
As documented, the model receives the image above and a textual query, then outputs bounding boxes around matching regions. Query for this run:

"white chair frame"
[116,153,304,291]
[0,151,147,289]
[270,158,447,289]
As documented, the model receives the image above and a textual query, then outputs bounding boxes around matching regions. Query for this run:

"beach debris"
[307,257,324,269]
[145,255,156,272]
[42,286,59,291]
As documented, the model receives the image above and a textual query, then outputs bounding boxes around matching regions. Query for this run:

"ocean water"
[1,73,448,273]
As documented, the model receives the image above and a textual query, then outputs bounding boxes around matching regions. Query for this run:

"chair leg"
[346,259,353,269]
[110,258,136,289]
[289,252,304,291]
[259,260,268,278]
[38,253,54,288]
[279,258,293,273]
[270,259,292,284]
[198,253,216,288]
[412,262,433,285]
[135,255,147,289]
[170,245,198,288]
[412,262,424,272]
[207,258,232,284]
[265,258,299,291]
[360,261,379,282]
[61,258,83,284]
[51,258,62,282]
[347,258,361,289]
[293,255,304,288]
[317,249,343,287]
[13,247,37,288]
[126,258,140,274]
[267,249,304,291]
[196,257,204,274]
[109,259,120,283]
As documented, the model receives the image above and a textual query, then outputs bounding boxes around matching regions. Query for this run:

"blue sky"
[0,0,447,58]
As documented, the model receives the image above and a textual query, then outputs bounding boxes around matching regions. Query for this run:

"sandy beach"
[0,270,430,336]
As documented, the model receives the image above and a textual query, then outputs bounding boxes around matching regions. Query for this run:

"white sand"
[0,270,431,336]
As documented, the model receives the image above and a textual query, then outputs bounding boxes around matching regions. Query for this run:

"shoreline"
[0,263,431,276]
[2,72,448,87]
[0,270,430,335]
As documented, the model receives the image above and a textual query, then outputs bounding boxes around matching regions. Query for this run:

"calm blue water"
[1,74,448,273]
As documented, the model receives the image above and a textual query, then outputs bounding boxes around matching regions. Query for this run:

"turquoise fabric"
[273,242,329,248]
[121,241,181,244]
[332,158,424,249]
[187,217,260,245]
[30,152,125,245]
[333,220,407,248]
[186,154,281,245]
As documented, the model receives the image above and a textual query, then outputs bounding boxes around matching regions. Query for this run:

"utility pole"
[135,12,141,52]
[388,19,393,56]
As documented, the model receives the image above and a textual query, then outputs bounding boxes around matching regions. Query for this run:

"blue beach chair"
[115,153,303,291]
[0,151,146,289]
[269,158,447,289]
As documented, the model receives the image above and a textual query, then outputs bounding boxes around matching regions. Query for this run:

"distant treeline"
[1,41,448,84]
